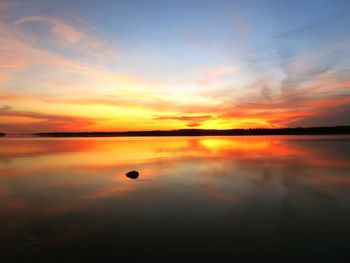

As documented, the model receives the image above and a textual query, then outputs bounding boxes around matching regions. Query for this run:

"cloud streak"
[0,0,350,132]
[0,107,102,133]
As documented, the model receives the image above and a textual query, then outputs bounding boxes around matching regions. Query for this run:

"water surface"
[1,136,350,262]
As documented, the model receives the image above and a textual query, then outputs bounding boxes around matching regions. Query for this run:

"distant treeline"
[34,126,350,137]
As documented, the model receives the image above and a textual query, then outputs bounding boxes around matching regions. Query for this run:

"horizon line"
[1,125,350,136]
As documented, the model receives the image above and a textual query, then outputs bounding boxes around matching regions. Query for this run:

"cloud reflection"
[1,136,350,258]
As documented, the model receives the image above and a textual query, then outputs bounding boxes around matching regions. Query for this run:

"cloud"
[12,14,117,60]
[154,115,212,121]
[288,99,350,127]
[0,107,103,133]
[275,11,350,99]
[14,16,84,45]
[0,8,121,89]
[0,23,87,84]
[0,1,15,11]
[0,0,119,85]
[153,115,212,127]
[0,56,26,70]
[198,66,239,84]
[1,0,350,132]
[0,105,11,111]
[0,74,9,84]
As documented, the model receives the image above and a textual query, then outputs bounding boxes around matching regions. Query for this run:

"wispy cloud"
[198,66,239,84]
[154,115,212,127]
[12,13,118,59]
[0,106,102,133]
[1,0,350,132]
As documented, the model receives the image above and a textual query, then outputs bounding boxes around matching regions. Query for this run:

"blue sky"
[0,0,350,132]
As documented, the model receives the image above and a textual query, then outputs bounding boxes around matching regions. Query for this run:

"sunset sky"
[0,0,350,133]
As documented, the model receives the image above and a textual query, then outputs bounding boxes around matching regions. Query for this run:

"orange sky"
[0,0,350,133]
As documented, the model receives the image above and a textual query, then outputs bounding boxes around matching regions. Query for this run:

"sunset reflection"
[1,136,349,210]
[1,136,350,261]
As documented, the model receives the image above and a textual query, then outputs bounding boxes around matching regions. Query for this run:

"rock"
[126,170,139,179]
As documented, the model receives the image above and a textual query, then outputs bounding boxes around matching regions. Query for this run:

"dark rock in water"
[126,170,139,179]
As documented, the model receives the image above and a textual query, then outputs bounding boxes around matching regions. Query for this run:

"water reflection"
[0,136,350,261]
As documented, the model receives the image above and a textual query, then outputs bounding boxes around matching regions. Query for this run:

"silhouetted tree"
[33,126,350,137]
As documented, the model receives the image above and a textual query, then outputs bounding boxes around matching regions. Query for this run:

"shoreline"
[31,126,350,137]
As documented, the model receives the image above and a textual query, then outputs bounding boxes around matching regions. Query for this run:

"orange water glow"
[0,136,350,250]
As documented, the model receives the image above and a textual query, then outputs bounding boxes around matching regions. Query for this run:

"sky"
[0,0,350,133]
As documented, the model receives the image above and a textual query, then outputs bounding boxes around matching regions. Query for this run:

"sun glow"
[1,0,350,133]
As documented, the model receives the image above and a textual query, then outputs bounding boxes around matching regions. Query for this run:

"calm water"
[1,136,350,262]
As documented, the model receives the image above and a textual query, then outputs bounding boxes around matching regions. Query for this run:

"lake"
[1,136,350,262]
